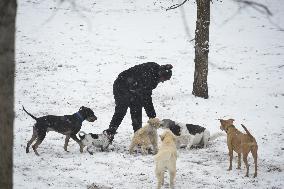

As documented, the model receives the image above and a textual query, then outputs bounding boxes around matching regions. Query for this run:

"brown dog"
[129,118,161,155]
[219,119,258,177]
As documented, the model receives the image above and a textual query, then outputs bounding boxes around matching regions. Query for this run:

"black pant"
[109,93,143,133]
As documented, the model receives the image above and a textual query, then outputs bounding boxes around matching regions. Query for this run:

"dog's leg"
[186,136,194,150]
[169,170,176,189]
[175,136,181,149]
[251,146,258,177]
[227,139,233,171]
[237,153,241,169]
[64,135,70,152]
[152,136,158,155]
[87,146,94,155]
[32,132,46,156]
[203,137,209,148]
[26,127,38,153]
[242,151,250,177]
[228,150,233,171]
[156,170,163,189]
[70,134,84,153]
[161,170,165,186]
[203,130,210,148]
[129,141,136,154]
[141,145,148,155]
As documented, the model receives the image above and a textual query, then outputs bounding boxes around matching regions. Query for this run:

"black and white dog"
[78,131,112,155]
[160,119,225,149]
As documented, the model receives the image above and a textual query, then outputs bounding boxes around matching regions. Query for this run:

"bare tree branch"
[166,0,189,11]
[220,4,245,26]
[233,0,283,30]
[179,2,195,43]
[42,0,93,30]
[233,0,272,16]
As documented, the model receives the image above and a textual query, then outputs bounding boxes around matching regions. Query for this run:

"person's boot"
[103,128,116,144]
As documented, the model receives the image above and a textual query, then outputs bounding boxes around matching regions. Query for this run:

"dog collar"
[75,112,84,122]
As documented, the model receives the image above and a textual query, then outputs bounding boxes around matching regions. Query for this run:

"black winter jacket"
[113,62,161,96]
[113,62,162,117]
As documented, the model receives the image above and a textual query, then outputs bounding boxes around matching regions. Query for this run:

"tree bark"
[192,0,210,99]
[0,0,17,188]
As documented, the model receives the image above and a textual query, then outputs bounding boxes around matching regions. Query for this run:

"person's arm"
[143,91,156,118]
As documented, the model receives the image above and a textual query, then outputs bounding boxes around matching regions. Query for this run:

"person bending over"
[104,62,173,142]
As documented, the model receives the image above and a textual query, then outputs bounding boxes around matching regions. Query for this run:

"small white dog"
[161,119,225,149]
[154,129,177,189]
[129,118,160,155]
[78,131,112,155]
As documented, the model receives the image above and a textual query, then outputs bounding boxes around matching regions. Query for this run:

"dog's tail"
[22,106,38,121]
[209,132,226,141]
[241,124,255,140]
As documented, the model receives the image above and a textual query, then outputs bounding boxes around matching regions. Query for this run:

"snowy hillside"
[15,0,284,188]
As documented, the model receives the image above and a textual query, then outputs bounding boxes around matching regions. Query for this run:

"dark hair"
[159,64,173,80]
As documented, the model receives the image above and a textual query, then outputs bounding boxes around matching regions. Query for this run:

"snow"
[15,0,284,188]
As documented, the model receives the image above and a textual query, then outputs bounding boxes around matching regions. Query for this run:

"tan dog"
[219,119,258,177]
[154,129,177,189]
[129,118,160,155]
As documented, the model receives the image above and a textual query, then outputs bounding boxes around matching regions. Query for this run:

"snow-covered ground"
[14,0,284,188]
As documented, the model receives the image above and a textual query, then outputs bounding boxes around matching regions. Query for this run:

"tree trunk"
[0,0,17,188]
[192,0,210,99]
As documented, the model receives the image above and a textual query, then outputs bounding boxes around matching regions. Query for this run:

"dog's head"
[160,119,181,136]
[219,118,235,132]
[159,129,176,143]
[147,118,161,129]
[78,106,97,122]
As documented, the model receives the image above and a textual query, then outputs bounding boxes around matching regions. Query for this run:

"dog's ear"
[80,106,86,111]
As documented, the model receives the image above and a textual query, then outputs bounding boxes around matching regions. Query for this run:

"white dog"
[160,119,225,149]
[129,118,160,155]
[78,131,112,155]
[154,129,177,189]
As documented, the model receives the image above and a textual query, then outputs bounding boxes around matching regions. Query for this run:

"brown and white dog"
[154,129,177,189]
[129,118,160,155]
[219,119,258,177]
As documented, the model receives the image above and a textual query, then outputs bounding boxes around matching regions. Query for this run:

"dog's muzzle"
[87,116,97,122]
